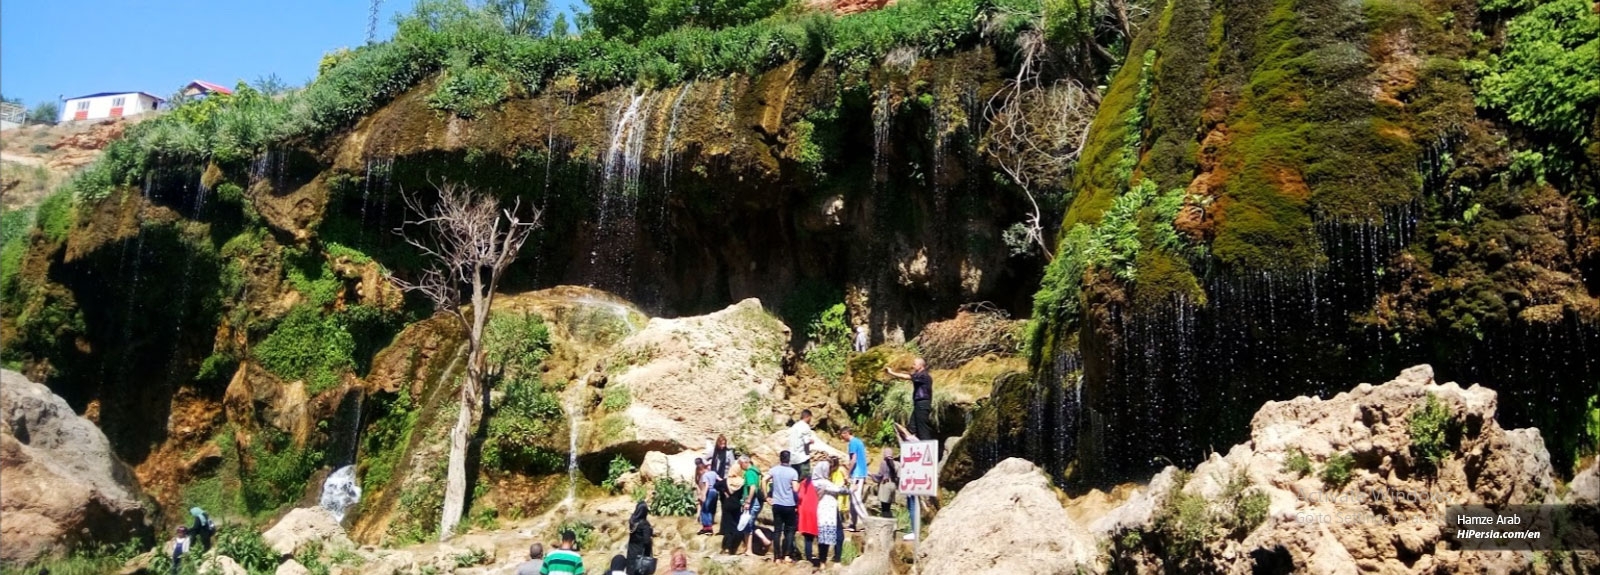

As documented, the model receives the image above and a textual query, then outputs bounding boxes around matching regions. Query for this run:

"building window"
[76,101,90,111]
[112,97,126,107]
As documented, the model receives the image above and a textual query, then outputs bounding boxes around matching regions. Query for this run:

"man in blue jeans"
[763,450,802,563]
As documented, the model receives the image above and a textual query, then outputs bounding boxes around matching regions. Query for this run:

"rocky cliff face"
[0,369,150,564]
[929,366,1598,574]
[972,0,1600,488]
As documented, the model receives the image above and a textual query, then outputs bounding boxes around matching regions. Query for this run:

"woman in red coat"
[797,472,820,564]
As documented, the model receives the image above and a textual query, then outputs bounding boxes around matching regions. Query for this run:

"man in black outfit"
[886,358,934,444]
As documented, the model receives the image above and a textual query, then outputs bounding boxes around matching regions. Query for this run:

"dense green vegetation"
[803,302,851,386]
[1473,0,1598,145]
[481,311,563,474]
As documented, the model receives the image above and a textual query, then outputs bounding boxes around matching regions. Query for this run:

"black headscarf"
[609,554,629,573]
[629,500,650,531]
[627,500,653,560]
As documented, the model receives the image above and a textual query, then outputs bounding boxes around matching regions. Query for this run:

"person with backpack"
[873,447,900,518]
[188,507,215,551]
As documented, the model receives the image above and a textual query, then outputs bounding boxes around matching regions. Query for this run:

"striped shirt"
[540,549,584,574]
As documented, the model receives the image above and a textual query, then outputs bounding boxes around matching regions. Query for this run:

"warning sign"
[897,440,939,497]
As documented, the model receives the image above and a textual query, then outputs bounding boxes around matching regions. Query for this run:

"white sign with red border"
[897,440,939,497]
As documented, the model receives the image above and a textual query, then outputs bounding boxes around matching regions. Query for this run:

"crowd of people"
[509,353,937,574]
[168,349,935,575]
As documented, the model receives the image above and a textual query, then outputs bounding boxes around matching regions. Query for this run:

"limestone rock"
[275,559,311,575]
[263,507,353,558]
[1570,460,1599,505]
[200,555,249,575]
[589,299,787,457]
[640,451,671,481]
[1101,365,1597,574]
[842,517,897,575]
[0,369,149,564]
[918,458,1097,574]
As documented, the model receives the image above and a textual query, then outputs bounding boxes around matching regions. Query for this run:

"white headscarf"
[813,460,830,481]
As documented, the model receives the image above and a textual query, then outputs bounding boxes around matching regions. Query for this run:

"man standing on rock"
[764,450,802,564]
[788,409,817,479]
[169,526,191,575]
[886,358,935,443]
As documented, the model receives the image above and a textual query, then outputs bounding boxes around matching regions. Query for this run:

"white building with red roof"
[59,91,163,123]
[182,80,234,98]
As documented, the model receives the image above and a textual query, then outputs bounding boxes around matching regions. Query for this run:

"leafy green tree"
[486,0,550,36]
[0,94,20,105]
[550,12,569,37]
[27,102,59,125]
[585,0,790,41]
[253,73,292,97]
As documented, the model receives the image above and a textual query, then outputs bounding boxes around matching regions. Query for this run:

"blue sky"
[0,0,580,109]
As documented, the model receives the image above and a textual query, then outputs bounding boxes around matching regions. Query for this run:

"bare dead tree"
[983,29,1098,261]
[391,180,540,540]
[980,0,1147,260]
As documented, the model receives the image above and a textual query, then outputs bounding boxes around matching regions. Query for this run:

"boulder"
[842,517,897,575]
[1101,365,1598,574]
[199,555,249,575]
[274,559,311,575]
[588,299,787,456]
[640,451,671,481]
[917,458,1097,574]
[263,507,353,558]
[0,369,150,564]
[1570,460,1599,505]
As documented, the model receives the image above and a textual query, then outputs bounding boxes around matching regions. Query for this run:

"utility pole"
[367,0,382,44]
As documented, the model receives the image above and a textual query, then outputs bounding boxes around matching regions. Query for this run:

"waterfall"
[565,393,580,508]
[872,86,891,186]
[344,388,365,466]
[319,465,362,522]
[661,83,692,200]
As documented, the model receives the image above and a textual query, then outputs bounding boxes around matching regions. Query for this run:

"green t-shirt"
[743,467,761,502]
[540,549,584,575]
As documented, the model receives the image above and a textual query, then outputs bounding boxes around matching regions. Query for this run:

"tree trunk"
[438,388,473,539]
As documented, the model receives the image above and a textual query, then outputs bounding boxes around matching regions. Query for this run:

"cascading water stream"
[661,83,692,207]
[319,465,362,522]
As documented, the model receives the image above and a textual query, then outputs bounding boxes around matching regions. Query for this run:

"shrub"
[804,302,851,385]
[602,384,632,411]
[1320,452,1355,490]
[484,311,552,374]
[213,524,278,575]
[484,373,564,473]
[556,519,597,550]
[253,305,356,395]
[1282,447,1313,477]
[603,455,636,493]
[34,189,74,242]
[1473,0,1599,143]
[1408,393,1457,471]
[649,478,698,516]
[240,428,324,515]
[1221,469,1270,536]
